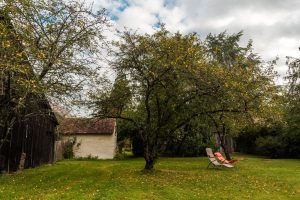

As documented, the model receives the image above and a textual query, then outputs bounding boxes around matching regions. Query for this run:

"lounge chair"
[205,148,233,169]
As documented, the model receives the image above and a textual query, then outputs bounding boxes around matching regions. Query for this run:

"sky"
[88,0,300,84]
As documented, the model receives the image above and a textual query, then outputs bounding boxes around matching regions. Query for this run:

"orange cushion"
[214,152,229,164]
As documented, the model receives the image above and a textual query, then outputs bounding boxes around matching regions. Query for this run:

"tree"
[203,32,278,159]
[286,50,300,112]
[284,49,300,156]
[0,9,42,152]
[1,0,109,154]
[91,27,220,170]
[3,0,109,103]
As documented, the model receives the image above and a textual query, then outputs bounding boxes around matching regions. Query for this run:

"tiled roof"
[59,118,116,135]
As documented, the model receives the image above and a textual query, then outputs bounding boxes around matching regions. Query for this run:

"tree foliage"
[91,27,220,169]
[163,117,214,157]
[0,0,109,152]
[3,0,109,103]
[0,8,41,149]
[284,50,300,156]
[90,27,277,169]
[203,32,279,159]
[235,49,300,159]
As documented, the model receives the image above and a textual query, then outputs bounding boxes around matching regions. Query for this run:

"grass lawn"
[0,156,299,200]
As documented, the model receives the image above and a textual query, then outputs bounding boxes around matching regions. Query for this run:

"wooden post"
[18,152,26,171]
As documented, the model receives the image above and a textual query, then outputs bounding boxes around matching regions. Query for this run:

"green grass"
[0,156,299,199]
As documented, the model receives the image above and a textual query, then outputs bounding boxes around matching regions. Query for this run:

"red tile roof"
[59,118,116,135]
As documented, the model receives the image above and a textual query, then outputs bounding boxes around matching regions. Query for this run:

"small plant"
[75,155,99,161]
[85,155,99,160]
[114,153,126,160]
[62,137,78,159]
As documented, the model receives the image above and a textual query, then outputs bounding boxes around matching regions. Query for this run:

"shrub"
[282,130,300,158]
[255,136,286,158]
[236,123,300,158]
[236,124,285,156]
[75,155,98,160]
[62,137,78,159]
[114,153,127,160]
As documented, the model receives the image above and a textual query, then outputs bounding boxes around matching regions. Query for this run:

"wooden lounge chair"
[205,148,234,169]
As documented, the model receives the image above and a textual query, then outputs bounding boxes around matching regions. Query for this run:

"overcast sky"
[90,0,300,84]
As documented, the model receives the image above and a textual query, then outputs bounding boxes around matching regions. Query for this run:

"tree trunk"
[144,158,155,170]
[143,140,158,170]
[220,143,231,160]
[220,119,231,160]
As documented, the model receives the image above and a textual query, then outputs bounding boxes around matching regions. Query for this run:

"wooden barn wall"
[0,101,57,172]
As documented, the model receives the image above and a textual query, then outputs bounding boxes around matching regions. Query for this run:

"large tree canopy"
[90,27,277,170]
[91,27,219,169]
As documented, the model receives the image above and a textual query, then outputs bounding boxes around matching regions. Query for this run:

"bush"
[236,125,283,153]
[255,136,286,158]
[114,152,128,160]
[283,130,300,158]
[75,155,98,160]
[62,137,78,159]
[236,123,300,158]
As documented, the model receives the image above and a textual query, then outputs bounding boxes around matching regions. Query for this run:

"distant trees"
[286,52,300,120]
[203,32,278,159]
[235,49,300,158]
[284,51,300,156]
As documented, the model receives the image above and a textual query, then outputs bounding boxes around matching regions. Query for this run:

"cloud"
[115,6,158,33]
[90,0,300,83]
